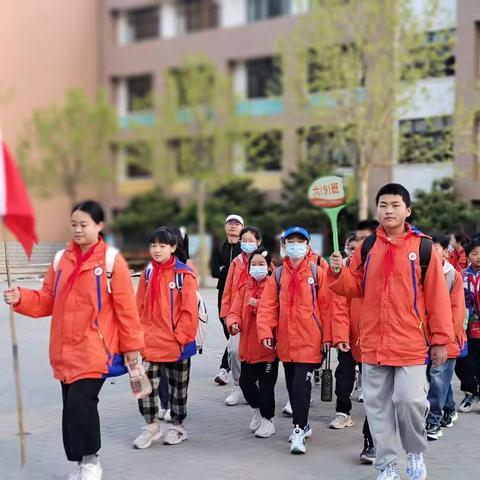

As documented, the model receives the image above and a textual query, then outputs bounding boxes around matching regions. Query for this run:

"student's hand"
[247,297,258,308]
[262,338,274,350]
[329,252,343,274]
[322,342,332,353]
[336,342,350,352]
[125,351,140,368]
[4,287,20,305]
[230,323,240,335]
[430,345,447,367]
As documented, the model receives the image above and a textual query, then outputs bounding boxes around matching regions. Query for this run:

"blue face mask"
[241,242,257,254]
[250,265,269,281]
[285,242,308,260]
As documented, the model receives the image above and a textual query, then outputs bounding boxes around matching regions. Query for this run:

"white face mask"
[285,242,308,260]
[250,265,269,281]
[241,242,257,254]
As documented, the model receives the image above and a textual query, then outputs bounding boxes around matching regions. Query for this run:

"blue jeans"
[427,359,456,426]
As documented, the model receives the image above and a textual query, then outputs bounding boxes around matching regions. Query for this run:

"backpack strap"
[175,272,184,294]
[419,237,433,287]
[145,262,153,283]
[105,247,119,294]
[275,266,283,294]
[53,249,66,272]
[360,233,377,266]
[445,268,456,294]
[309,261,319,295]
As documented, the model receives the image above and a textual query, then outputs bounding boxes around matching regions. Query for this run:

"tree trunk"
[357,166,371,221]
[196,178,208,288]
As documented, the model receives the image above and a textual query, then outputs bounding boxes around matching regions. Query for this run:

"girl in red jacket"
[227,247,277,438]
[133,227,198,448]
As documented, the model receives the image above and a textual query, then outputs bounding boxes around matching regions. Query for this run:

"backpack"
[145,262,208,353]
[360,233,432,287]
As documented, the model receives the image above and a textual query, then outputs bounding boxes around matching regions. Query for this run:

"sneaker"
[406,452,427,480]
[164,409,172,423]
[225,385,244,406]
[377,463,400,480]
[358,391,364,403]
[359,444,375,464]
[314,369,321,386]
[458,393,478,413]
[163,424,188,445]
[289,426,306,454]
[249,408,262,432]
[214,368,229,385]
[255,418,276,438]
[132,423,163,449]
[289,424,312,442]
[158,408,167,420]
[80,462,102,480]
[68,467,81,480]
[282,400,293,417]
[426,422,443,441]
[329,412,354,429]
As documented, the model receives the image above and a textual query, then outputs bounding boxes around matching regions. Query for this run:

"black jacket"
[210,239,242,294]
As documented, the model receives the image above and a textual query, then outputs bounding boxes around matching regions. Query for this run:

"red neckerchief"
[239,252,250,286]
[284,257,305,313]
[467,272,480,313]
[247,277,266,314]
[149,255,176,309]
[65,241,100,295]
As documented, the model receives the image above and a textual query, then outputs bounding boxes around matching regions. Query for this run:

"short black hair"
[452,233,471,248]
[431,233,449,250]
[240,226,262,242]
[167,226,189,264]
[355,219,379,232]
[248,246,272,272]
[465,237,480,257]
[375,183,411,208]
[72,200,104,224]
[149,227,177,247]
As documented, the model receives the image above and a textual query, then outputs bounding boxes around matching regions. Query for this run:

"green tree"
[17,89,117,206]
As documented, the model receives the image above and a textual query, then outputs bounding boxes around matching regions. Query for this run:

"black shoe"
[440,410,456,428]
[359,444,375,464]
[426,422,443,441]
[314,369,321,386]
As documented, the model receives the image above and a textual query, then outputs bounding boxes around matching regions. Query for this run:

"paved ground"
[0,282,478,479]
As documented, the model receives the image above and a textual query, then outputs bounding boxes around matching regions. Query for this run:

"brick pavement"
[0,282,477,479]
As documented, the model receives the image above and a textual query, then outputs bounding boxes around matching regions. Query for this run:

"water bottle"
[127,361,152,399]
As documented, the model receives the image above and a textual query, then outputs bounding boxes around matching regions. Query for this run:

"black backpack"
[360,233,432,287]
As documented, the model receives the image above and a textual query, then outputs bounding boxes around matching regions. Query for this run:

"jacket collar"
[63,238,106,270]
[376,223,429,244]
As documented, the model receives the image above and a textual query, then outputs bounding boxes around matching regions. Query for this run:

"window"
[126,75,153,112]
[126,6,159,41]
[403,29,455,80]
[246,57,282,98]
[304,126,357,167]
[168,138,214,175]
[176,0,218,34]
[245,130,282,171]
[308,44,365,93]
[399,116,453,164]
[248,0,291,22]
[124,143,152,179]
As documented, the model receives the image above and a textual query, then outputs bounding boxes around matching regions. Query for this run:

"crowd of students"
[3,182,480,480]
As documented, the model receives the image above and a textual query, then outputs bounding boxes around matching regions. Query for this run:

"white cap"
[225,214,244,225]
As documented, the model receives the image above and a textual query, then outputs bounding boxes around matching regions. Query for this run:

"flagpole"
[2,230,27,466]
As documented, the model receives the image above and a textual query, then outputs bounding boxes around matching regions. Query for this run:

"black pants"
[284,362,318,429]
[218,292,230,371]
[335,350,357,415]
[159,370,169,410]
[362,416,373,445]
[240,361,279,420]
[61,378,105,462]
[455,338,480,395]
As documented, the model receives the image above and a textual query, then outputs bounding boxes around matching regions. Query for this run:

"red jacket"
[136,257,198,362]
[332,295,362,362]
[328,225,454,367]
[448,248,468,273]
[14,239,145,384]
[226,277,276,363]
[257,257,332,364]
[220,253,250,318]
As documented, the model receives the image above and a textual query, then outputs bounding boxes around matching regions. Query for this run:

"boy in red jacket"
[329,184,453,480]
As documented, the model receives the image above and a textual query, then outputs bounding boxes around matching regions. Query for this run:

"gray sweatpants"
[363,363,429,471]
[227,334,241,385]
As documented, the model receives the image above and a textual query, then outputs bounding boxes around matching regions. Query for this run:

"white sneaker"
[406,452,427,480]
[80,462,102,480]
[282,400,293,416]
[329,412,354,429]
[214,368,229,385]
[289,426,306,454]
[67,466,81,480]
[249,408,262,431]
[132,422,163,449]
[158,408,167,420]
[163,424,188,445]
[377,463,400,480]
[225,385,244,406]
[358,391,364,403]
[289,424,312,442]
[255,417,276,438]
[164,409,172,423]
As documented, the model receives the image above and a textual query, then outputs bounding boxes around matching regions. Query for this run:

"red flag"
[0,138,38,257]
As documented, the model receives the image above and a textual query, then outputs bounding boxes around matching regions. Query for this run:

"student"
[330,220,378,465]
[220,226,262,406]
[133,227,198,448]
[210,215,244,386]
[257,226,332,454]
[455,236,480,413]
[448,233,469,273]
[329,184,453,480]
[3,201,144,480]
[226,247,277,438]
[425,234,467,440]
